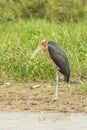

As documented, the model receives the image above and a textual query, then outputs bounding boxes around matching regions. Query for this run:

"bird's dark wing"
[48,42,70,81]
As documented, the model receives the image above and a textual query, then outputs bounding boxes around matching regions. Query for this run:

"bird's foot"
[52,96,58,102]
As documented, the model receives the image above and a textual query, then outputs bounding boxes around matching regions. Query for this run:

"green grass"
[0,19,87,80]
[77,81,87,94]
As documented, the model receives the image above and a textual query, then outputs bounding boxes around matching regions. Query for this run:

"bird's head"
[30,39,48,59]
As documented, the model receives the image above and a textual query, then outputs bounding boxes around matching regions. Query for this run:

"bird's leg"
[52,68,58,101]
[55,68,58,98]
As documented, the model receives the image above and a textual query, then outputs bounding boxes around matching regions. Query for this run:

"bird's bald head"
[40,39,48,51]
[30,39,48,60]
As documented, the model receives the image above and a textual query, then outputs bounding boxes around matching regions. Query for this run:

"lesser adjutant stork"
[31,39,70,100]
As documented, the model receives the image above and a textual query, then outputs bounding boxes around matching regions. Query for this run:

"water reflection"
[0,112,87,130]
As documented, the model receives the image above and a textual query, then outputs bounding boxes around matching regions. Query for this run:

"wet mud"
[0,79,87,112]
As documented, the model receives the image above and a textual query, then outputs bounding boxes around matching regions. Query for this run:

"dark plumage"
[48,41,70,82]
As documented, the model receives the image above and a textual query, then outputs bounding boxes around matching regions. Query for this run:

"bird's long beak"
[30,45,41,60]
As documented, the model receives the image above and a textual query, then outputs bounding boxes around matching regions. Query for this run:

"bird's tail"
[64,73,70,83]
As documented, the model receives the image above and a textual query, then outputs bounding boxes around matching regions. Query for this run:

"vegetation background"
[0,0,87,81]
[0,0,87,22]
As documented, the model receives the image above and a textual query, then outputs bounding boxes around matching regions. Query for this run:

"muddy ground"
[0,79,87,113]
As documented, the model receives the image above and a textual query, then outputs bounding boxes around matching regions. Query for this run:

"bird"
[30,39,70,100]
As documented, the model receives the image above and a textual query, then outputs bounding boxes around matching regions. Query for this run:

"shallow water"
[0,112,87,130]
